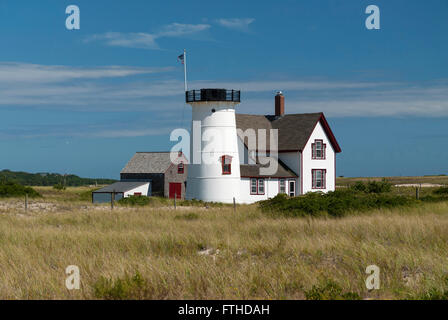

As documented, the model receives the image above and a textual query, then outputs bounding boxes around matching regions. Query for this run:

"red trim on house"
[221,155,232,175]
[301,113,341,154]
[311,169,327,189]
[319,113,341,153]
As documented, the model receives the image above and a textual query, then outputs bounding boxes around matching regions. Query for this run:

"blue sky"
[0,0,447,178]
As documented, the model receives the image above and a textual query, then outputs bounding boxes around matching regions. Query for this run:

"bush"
[94,272,147,299]
[53,183,66,191]
[305,279,361,300]
[434,187,448,195]
[259,189,416,218]
[350,179,391,193]
[117,195,152,206]
[0,181,41,198]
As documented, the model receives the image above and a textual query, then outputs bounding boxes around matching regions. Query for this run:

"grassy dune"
[0,187,447,299]
[337,175,448,187]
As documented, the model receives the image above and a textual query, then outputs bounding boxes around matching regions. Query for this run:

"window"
[221,155,232,175]
[258,179,265,195]
[279,179,286,193]
[177,162,184,174]
[312,169,326,189]
[250,178,265,195]
[289,180,296,197]
[312,139,326,159]
[134,192,142,196]
[250,178,257,194]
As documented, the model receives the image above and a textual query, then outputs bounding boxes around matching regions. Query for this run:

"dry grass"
[337,175,448,187]
[0,187,448,299]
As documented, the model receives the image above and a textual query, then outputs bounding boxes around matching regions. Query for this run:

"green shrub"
[350,179,391,193]
[0,181,41,198]
[117,195,152,206]
[53,183,66,191]
[434,187,448,195]
[305,279,361,300]
[94,272,147,299]
[259,189,416,218]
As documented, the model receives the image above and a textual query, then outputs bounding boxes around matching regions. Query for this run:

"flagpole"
[183,49,188,92]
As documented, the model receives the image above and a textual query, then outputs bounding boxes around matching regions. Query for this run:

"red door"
[169,183,182,199]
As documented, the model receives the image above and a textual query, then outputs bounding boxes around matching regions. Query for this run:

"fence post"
[416,186,420,200]
[233,197,236,213]
[174,192,177,209]
[111,190,115,210]
[25,194,28,213]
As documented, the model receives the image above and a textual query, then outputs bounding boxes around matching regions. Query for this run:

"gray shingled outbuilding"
[120,152,188,199]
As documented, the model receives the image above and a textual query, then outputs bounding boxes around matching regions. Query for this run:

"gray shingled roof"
[121,152,183,174]
[240,156,297,178]
[236,112,341,152]
[93,181,149,193]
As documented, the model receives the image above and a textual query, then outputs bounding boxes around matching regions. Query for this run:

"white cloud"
[85,32,159,49]
[1,61,447,118]
[156,23,210,37]
[90,127,172,138]
[0,62,172,83]
[85,22,211,49]
[215,18,255,31]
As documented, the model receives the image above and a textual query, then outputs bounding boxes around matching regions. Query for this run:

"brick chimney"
[275,91,285,117]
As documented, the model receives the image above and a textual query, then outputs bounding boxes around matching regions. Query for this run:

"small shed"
[120,152,187,199]
[92,181,151,203]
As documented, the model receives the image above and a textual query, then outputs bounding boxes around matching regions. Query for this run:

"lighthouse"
[185,88,241,203]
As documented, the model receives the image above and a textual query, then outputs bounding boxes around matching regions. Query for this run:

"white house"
[92,181,151,203]
[185,89,341,204]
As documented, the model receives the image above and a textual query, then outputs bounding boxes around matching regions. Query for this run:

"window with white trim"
[258,179,265,195]
[279,179,286,193]
[177,162,184,174]
[312,139,326,159]
[250,178,265,195]
[250,178,257,194]
[312,169,326,189]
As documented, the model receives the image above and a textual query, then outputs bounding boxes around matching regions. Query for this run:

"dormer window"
[221,155,232,175]
[177,162,184,174]
[312,139,326,160]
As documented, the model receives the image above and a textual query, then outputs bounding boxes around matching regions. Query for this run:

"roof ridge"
[135,151,173,153]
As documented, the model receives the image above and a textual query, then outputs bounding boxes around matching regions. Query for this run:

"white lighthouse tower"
[185,89,241,203]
